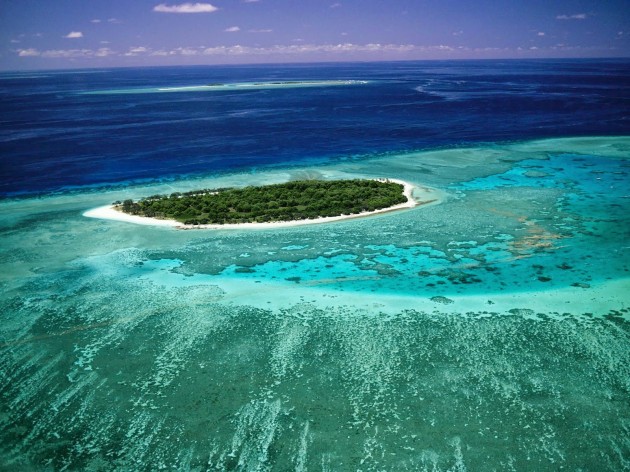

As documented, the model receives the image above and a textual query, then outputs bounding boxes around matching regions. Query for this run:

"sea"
[0,59,629,470]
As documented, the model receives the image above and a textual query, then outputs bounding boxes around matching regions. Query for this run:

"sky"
[0,0,629,70]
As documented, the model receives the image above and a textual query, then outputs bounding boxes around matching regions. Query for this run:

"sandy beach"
[83,179,441,230]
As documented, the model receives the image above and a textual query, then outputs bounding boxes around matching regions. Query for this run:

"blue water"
[1,60,630,470]
[1,59,629,197]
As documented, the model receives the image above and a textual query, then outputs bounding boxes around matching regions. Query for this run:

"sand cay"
[84,179,440,229]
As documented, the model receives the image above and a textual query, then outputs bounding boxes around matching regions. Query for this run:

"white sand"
[83,179,440,230]
[83,206,181,227]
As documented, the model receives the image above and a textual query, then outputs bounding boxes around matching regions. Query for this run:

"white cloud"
[95,48,115,57]
[173,47,200,55]
[25,41,602,62]
[10,39,21,44]
[151,50,173,56]
[108,18,122,23]
[125,46,151,56]
[537,32,545,36]
[17,43,431,61]
[138,43,457,58]
[18,48,40,57]
[249,29,273,33]
[17,47,117,59]
[198,43,429,56]
[225,26,240,32]
[64,31,84,39]
[42,49,92,58]
[153,3,218,13]
[330,3,342,8]
[556,13,587,20]
[148,43,393,57]
[452,30,463,36]
[243,0,260,3]
[91,19,102,23]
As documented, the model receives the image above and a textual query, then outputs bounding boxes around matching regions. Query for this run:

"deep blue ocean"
[1,59,629,197]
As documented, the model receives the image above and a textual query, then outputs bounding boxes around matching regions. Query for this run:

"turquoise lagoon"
[1,137,629,470]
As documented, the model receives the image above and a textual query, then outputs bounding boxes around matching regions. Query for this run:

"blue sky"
[1,0,628,70]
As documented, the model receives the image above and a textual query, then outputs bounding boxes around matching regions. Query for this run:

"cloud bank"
[556,13,587,20]
[153,3,218,13]
[16,41,615,63]
[18,47,115,58]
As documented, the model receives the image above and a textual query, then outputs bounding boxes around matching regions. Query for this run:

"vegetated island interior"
[115,179,408,225]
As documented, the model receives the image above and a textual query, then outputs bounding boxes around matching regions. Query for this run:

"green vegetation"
[116,179,408,225]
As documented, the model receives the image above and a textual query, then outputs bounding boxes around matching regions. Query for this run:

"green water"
[1,137,629,470]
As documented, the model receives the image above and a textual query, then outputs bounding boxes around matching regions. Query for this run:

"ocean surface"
[1,60,629,470]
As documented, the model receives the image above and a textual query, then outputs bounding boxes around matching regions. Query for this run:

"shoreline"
[83,179,440,230]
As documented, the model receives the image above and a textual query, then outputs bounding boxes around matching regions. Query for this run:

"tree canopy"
[116,179,407,225]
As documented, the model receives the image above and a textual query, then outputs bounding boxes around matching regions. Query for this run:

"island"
[83,178,435,229]
[120,178,411,223]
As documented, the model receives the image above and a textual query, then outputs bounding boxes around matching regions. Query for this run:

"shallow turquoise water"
[1,137,629,470]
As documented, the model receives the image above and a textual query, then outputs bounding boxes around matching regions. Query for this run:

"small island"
[114,179,410,226]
